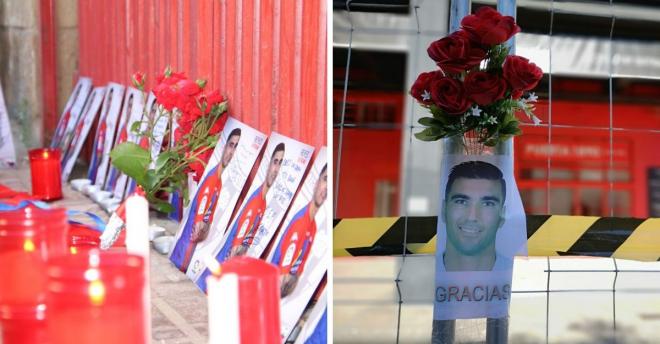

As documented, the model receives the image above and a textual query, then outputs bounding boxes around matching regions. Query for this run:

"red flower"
[503,55,543,92]
[431,77,471,115]
[176,79,202,97]
[461,7,520,46]
[464,71,507,106]
[131,72,145,90]
[153,83,178,111]
[186,146,212,182]
[410,71,441,105]
[199,90,225,113]
[427,31,486,74]
[156,69,186,85]
[208,114,228,136]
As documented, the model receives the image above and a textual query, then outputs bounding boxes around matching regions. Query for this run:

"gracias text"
[436,284,511,303]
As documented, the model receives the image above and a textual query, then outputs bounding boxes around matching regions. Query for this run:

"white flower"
[469,105,482,117]
[527,92,538,102]
[422,90,431,102]
[486,116,498,125]
[531,114,542,125]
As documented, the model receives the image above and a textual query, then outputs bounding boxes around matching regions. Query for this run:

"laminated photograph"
[433,153,527,323]
[61,87,106,181]
[104,87,145,196]
[123,92,169,198]
[86,83,126,190]
[266,147,328,339]
[0,82,16,168]
[194,132,315,292]
[169,117,267,276]
[50,77,92,151]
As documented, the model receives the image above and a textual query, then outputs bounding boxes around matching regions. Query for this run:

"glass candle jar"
[29,148,63,201]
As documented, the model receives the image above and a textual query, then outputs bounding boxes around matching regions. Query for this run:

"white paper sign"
[104,87,145,195]
[433,153,527,322]
[168,117,267,277]
[194,132,314,292]
[87,83,125,187]
[266,148,328,340]
[51,77,93,152]
[0,82,16,168]
[61,87,106,181]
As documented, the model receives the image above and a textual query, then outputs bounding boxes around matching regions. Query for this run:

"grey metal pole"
[431,2,470,343]
[485,1,516,343]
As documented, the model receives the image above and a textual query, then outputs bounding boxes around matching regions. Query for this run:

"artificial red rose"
[503,55,543,92]
[208,114,228,136]
[427,31,486,74]
[430,77,471,115]
[464,71,507,106]
[410,71,441,105]
[461,7,520,46]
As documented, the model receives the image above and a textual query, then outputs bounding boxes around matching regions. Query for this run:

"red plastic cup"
[214,257,281,344]
[29,148,63,201]
[0,205,68,344]
[46,250,146,344]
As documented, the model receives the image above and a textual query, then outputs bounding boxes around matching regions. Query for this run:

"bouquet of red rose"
[110,67,228,213]
[411,7,543,146]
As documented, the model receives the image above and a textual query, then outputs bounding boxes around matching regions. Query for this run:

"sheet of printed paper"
[104,87,145,194]
[124,93,168,198]
[61,87,106,181]
[87,82,125,187]
[168,117,266,277]
[266,148,328,340]
[51,77,92,150]
[432,153,527,324]
[0,82,16,168]
[292,288,327,344]
[194,132,314,292]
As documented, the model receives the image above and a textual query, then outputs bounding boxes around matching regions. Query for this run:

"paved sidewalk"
[0,165,209,344]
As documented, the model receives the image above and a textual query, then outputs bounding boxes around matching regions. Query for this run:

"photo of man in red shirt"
[271,164,327,298]
[88,89,114,181]
[170,128,242,272]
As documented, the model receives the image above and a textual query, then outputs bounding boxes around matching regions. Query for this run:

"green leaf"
[144,169,160,190]
[155,151,176,172]
[414,127,442,141]
[130,120,142,135]
[110,142,151,187]
[151,199,175,213]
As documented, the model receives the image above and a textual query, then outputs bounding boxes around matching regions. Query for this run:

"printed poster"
[104,87,145,195]
[267,148,328,339]
[432,153,527,326]
[195,132,314,292]
[61,87,106,181]
[0,82,16,168]
[293,288,327,344]
[169,117,267,276]
[87,83,125,187]
[51,77,92,151]
[123,93,168,198]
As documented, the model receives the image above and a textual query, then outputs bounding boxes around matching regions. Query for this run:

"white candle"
[125,194,151,344]
[207,273,240,344]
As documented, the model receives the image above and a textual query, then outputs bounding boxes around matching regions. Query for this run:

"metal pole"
[432,3,470,343]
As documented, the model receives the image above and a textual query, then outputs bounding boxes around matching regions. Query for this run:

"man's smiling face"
[443,178,505,256]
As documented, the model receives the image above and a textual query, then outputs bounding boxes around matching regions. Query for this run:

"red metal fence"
[77,0,327,149]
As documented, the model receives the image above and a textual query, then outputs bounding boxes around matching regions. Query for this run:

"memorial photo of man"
[440,160,509,272]
[271,164,327,298]
[89,89,114,181]
[170,128,242,272]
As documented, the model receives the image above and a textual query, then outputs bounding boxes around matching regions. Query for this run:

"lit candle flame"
[70,247,78,255]
[23,238,36,252]
[88,280,106,306]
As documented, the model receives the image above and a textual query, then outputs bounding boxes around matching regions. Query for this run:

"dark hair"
[445,161,506,203]
[320,164,327,177]
[272,142,285,157]
[228,128,241,140]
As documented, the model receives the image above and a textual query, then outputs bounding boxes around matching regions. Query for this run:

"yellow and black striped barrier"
[333,216,660,262]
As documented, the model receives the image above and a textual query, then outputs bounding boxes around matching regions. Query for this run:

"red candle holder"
[0,205,68,344]
[46,250,146,344]
[211,257,281,344]
[29,148,63,201]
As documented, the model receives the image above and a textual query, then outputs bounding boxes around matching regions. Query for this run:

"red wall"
[77,0,327,149]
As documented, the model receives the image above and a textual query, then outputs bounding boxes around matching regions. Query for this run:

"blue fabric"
[305,308,327,344]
